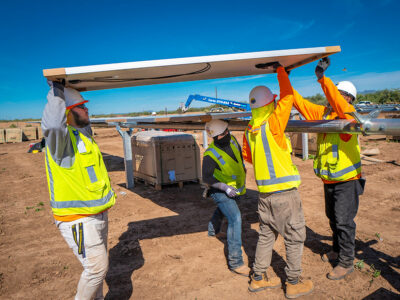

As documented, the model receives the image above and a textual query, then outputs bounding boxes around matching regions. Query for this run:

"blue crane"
[181,94,250,113]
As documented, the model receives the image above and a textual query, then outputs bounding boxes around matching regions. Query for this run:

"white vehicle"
[357,101,372,106]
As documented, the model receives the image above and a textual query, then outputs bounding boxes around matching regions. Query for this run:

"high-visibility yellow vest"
[314,112,361,181]
[45,126,116,216]
[204,136,246,195]
[245,105,300,193]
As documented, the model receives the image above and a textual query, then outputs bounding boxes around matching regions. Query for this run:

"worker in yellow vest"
[292,57,364,280]
[203,119,249,277]
[243,64,313,299]
[42,81,116,300]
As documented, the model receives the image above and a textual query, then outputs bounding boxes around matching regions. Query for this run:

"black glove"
[315,57,330,79]
[272,62,282,72]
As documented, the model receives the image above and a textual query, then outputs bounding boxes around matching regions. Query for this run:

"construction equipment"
[181,94,250,113]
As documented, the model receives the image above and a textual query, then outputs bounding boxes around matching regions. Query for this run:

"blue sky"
[1,0,399,119]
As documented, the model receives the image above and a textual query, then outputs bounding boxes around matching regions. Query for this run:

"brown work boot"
[248,272,281,292]
[285,278,314,299]
[230,264,250,277]
[321,250,338,262]
[327,265,354,280]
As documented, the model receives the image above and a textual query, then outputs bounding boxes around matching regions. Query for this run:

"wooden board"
[43,46,340,91]
[5,128,22,143]
[0,129,5,144]
[22,127,37,141]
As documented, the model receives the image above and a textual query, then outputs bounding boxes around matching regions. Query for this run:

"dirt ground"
[0,126,399,300]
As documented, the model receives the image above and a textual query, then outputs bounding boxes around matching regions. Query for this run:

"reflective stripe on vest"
[73,130,98,183]
[206,148,226,165]
[255,124,300,187]
[204,137,246,195]
[313,110,361,181]
[45,126,115,215]
[245,123,300,193]
[50,189,114,209]
[230,137,240,151]
[45,147,55,203]
[314,161,361,179]
[332,144,338,158]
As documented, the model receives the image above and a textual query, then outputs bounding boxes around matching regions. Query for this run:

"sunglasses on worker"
[74,103,87,109]
[339,90,354,100]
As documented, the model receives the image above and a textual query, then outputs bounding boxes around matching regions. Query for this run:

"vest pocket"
[79,153,106,191]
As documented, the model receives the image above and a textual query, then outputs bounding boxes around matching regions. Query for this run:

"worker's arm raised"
[41,81,70,163]
[268,66,293,148]
[315,57,354,120]
[292,89,325,121]
[318,76,355,120]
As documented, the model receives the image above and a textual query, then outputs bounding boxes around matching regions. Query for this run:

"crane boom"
[181,94,250,113]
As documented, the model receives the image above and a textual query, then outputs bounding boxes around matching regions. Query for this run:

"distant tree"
[307,93,327,105]
[356,89,400,104]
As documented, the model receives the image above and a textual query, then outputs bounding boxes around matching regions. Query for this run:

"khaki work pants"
[56,211,109,300]
[253,189,306,282]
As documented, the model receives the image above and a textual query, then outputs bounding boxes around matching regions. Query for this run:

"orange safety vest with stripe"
[245,104,300,193]
[44,126,115,216]
[204,136,246,195]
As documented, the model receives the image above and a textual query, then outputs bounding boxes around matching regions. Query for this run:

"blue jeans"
[208,192,244,269]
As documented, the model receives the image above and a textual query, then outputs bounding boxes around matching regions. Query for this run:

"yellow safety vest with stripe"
[204,136,246,195]
[245,105,300,193]
[313,111,361,181]
[45,126,116,216]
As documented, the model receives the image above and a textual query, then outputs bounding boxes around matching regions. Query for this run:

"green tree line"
[307,88,400,105]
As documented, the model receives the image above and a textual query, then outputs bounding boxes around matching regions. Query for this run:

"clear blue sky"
[1,0,399,120]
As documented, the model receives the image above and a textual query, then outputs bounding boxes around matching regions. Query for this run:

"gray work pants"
[253,189,306,282]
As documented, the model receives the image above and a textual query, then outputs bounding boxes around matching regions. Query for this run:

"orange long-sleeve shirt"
[242,66,293,163]
[293,75,360,183]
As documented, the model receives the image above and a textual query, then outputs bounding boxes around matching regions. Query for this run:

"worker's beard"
[71,110,90,127]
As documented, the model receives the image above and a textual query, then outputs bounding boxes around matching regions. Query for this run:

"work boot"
[285,277,314,299]
[327,265,354,280]
[230,264,250,277]
[321,250,338,262]
[248,272,281,292]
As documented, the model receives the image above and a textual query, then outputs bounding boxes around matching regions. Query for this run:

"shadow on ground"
[304,227,400,293]
[105,179,400,298]
[105,183,265,299]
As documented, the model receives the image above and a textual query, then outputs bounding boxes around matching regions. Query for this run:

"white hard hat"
[64,87,88,109]
[249,86,276,109]
[205,119,228,138]
[336,81,357,100]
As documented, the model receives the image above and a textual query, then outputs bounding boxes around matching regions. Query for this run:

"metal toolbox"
[131,131,201,188]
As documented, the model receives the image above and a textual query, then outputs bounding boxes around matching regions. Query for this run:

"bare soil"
[0,127,399,300]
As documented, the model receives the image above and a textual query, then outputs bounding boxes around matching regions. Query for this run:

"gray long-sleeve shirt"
[41,83,92,168]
